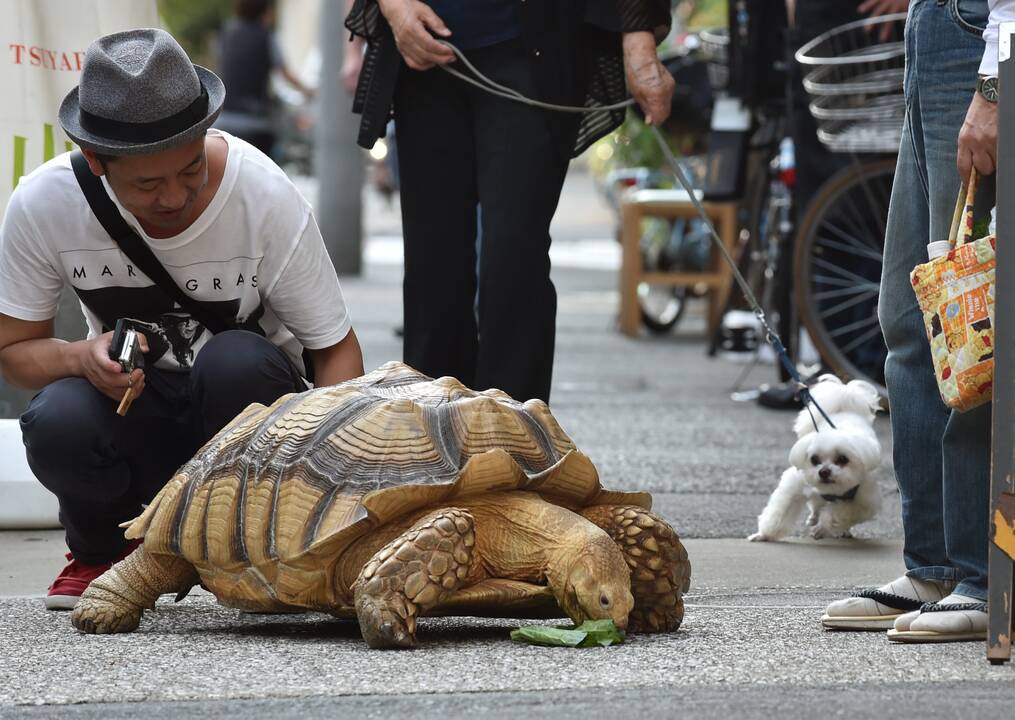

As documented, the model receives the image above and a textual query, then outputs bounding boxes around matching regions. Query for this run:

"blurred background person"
[215,0,315,158]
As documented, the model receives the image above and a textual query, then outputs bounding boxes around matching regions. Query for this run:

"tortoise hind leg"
[579,505,691,633]
[354,508,476,649]
[72,546,198,634]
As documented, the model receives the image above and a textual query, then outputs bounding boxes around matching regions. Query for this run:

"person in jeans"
[344,0,675,403]
[0,29,364,610]
[822,0,1005,642]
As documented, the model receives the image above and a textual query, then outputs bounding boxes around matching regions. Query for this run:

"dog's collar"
[820,485,860,503]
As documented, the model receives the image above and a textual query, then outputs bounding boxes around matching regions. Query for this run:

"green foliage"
[686,0,728,30]
[586,110,705,184]
[510,619,626,648]
[157,0,233,65]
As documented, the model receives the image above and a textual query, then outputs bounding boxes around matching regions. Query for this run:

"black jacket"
[345,0,671,157]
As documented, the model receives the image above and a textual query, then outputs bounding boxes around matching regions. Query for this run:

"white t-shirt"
[981,0,1015,76]
[0,130,351,376]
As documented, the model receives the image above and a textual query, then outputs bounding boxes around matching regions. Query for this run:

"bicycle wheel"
[794,157,894,396]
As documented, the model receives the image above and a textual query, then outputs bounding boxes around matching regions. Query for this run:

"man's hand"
[377,0,455,71]
[622,31,675,126]
[958,92,998,179]
[79,331,147,403]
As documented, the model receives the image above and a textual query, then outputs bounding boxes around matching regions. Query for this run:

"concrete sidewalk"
[3,532,1012,715]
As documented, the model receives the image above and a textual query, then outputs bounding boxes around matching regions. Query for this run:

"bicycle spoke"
[838,324,886,356]
[849,157,891,238]
[820,204,876,251]
[827,313,879,339]
[812,274,871,289]
[837,179,888,246]
[818,287,880,318]
[813,234,885,263]
[813,284,880,300]
[812,256,880,286]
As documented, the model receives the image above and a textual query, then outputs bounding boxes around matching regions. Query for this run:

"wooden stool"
[619,189,738,339]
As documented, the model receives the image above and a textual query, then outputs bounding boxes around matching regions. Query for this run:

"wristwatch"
[977,75,999,103]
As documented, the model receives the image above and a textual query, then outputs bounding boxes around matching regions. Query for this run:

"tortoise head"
[558,535,634,630]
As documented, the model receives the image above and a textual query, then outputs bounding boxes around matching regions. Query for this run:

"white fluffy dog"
[748,376,882,542]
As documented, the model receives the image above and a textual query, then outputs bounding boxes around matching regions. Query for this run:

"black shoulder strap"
[70,151,233,335]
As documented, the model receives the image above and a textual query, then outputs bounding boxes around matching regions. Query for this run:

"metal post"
[987,23,1015,665]
[314,0,364,275]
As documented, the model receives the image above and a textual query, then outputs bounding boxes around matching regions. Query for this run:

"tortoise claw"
[356,596,415,649]
[354,508,475,649]
[72,590,142,635]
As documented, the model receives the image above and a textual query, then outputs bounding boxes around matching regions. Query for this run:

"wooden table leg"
[707,203,738,342]
[619,202,642,337]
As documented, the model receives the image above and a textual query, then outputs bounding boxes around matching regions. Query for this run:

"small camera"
[108,318,146,375]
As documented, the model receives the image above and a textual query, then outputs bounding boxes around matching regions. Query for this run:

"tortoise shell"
[126,361,649,609]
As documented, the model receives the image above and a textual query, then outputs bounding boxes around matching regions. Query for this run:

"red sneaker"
[44,540,141,611]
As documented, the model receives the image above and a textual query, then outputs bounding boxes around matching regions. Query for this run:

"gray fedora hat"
[59,28,225,156]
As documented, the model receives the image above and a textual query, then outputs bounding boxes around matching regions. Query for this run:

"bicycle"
[706,13,904,400]
[791,14,907,397]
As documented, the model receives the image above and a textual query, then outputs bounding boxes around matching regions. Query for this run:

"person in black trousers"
[346,0,674,402]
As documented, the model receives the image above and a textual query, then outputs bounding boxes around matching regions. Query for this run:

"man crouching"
[0,29,364,610]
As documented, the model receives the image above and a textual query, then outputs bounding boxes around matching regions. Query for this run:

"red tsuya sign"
[9,45,86,71]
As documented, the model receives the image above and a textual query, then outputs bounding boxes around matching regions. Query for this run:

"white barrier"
[0,419,59,529]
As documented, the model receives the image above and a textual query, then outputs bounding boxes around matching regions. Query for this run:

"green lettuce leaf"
[510,619,626,648]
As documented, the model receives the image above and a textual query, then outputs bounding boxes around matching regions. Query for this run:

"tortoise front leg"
[72,546,198,634]
[579,505,690,633]
[353,508,476,649]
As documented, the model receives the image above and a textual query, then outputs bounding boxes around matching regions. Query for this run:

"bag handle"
[949,168,980,248]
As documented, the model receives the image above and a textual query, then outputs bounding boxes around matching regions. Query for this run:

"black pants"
[20,330,304,564]
[394,38,580,403]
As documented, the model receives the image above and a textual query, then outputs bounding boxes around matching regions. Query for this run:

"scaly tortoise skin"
[71,362,690,648]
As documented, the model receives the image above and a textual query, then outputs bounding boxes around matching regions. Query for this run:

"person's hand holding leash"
[958,92,998,179]
[622,31,675,125]
[377,0,455,70]
[79,331,147,403]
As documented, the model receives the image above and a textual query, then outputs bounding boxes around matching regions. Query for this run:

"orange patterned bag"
[910,171,995,412]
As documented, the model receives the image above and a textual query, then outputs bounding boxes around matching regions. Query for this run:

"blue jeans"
[880,0,992,600]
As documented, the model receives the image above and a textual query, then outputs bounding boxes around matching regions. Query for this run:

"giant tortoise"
[72,362,690,648]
